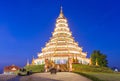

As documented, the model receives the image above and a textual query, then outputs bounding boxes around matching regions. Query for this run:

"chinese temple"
[30,7,90,66]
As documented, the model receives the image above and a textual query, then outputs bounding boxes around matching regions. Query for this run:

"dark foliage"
[91,50,108,67]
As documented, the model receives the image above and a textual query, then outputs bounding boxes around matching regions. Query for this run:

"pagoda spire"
[31,56,35,65]
[58,6,65,18]
[26,59,29,66]
[60,6,63,13]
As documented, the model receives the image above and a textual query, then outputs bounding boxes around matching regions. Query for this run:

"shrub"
[25,65,44,73]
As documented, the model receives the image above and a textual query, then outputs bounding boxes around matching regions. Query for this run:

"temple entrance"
[44,59,73,72]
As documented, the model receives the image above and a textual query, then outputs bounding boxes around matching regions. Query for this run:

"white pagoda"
[32,7,90,65]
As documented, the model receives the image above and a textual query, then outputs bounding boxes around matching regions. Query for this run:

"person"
[50,67,57,74]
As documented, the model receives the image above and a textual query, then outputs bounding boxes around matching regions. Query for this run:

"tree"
[90,50,108,67]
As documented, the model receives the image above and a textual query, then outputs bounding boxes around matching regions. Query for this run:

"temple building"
[31,7,90,65]
[3,65,20,74]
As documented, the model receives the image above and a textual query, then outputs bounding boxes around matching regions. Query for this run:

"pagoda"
[32,7,90,65]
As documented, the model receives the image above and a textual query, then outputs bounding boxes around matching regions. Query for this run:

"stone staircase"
[46,60,69,72]
[55,64,68,72]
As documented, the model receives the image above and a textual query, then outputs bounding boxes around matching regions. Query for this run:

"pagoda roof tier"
[38,53,86,58]
[54,26,70,32]
[42,45,82,52]
[53,31,72,37]
[40,50,86,56]
[46,40,79,46]
[50,37,74,42]
[46,42,79,46]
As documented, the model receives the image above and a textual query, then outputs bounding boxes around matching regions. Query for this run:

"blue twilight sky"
[0,0,120,73]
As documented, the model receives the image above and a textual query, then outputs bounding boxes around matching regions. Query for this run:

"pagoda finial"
[26,59,29,66]
[58,6,65,18]
[60,6,63,13]
[31,56,35,65]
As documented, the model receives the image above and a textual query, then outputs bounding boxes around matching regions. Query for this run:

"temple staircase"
[55,64,68,72]
[46,60,69,72]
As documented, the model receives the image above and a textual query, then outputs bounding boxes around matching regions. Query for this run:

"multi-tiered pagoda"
[32,7,90,65]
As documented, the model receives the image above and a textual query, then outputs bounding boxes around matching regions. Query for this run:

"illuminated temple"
[31,7,90,65]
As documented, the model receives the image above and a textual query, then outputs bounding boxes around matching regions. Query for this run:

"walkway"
[20,72,92,81]
[0,72,92,81]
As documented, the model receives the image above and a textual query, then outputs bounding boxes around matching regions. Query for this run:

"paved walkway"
[0,74,17,81]
[7,76,21,81]
[0,72,92,81]
[20,72,92,81]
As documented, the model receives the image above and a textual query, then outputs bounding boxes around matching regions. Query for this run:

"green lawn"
[73,64,113,73]
[84,72,120,81]
[73,64,120,81]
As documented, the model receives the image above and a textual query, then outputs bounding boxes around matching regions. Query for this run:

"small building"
[3,65,20,74]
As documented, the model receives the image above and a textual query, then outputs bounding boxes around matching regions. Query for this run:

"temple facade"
[31,7,90,65]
